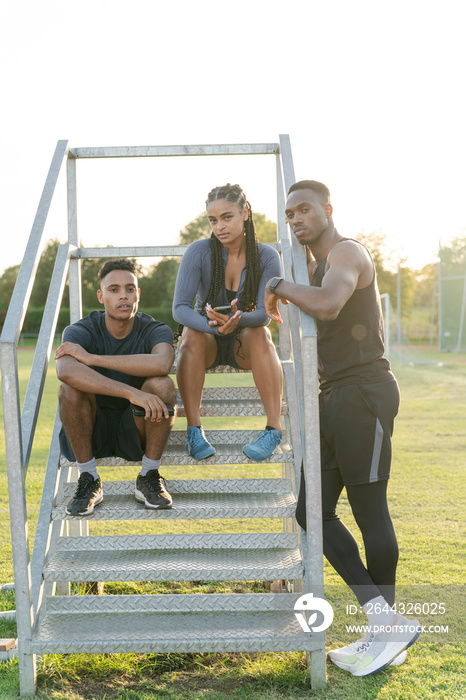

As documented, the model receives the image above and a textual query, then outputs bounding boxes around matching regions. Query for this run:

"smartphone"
[214,304,233,312]
[132,402,175,417]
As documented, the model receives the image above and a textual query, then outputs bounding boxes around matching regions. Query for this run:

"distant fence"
[439,270,466,352]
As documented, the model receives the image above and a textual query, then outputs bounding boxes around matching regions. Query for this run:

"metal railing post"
[279,134,326,689]
[0,140,68,696]
[66,153,86,542]
[0,343,36,694]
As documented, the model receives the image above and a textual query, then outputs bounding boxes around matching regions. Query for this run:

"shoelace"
[144,470,167,492]
[74,474,98,498]
[356,634,374,653]
[187,429,207,450]
[256,430,279,444]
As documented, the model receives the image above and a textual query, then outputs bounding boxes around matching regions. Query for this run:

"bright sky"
[1,0,465,276]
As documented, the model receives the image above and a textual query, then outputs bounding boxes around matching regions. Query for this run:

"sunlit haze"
[1,0,465,276]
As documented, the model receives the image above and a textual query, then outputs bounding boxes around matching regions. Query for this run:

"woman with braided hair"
[173,183,283,462]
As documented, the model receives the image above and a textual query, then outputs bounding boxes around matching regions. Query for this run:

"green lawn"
[0,348,465,699]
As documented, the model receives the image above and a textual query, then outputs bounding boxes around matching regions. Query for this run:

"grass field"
[0,348,465,699]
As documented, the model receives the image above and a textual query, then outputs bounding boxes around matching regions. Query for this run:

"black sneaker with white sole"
[65,472,103,516]
[135,469,173,509]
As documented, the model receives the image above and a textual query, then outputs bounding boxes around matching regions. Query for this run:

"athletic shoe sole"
[134,488,173,510]
[328,647,407,672]
[186,444,216,460]
[188,448,216,460]
[65,490,104,516]
[242,446,277,461]
[351,627,421,676]
[389,649,408,666]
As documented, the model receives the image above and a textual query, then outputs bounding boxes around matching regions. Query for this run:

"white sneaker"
[328,633,408,671]
[390,649,408,666]
[350,614,421,676]
[327,632,372,671]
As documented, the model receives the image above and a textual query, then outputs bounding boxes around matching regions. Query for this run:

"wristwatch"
[268,276,284,294]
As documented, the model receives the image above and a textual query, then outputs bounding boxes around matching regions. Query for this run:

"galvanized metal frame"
[278,135,326,684]
[0,140,69,695]
[0,137,325,696]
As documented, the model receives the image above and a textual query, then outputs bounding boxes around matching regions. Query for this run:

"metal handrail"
[69,143,280,159]
[1,136,326,695]
[0,141,68,693]
[0,141,68,346]
[21,244,72,469]
[278,137,324,596]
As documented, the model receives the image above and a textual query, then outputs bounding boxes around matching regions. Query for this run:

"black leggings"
[322,469,399,607]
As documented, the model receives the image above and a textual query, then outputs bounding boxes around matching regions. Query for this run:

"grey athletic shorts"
[319,377,400,486]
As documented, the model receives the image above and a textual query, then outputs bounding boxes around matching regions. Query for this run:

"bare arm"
[56,354,139,401]
[264,241,371,323]
[55,342,175,377]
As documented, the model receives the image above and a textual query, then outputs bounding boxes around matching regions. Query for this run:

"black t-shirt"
[62,310,173,411]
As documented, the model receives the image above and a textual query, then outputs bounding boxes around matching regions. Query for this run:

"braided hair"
[174,184,261,347]
[203,183,261,313]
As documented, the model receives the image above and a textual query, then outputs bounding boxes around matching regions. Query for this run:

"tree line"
[1,210,465,343]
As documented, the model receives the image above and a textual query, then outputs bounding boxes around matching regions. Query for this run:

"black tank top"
[311,240,392,391]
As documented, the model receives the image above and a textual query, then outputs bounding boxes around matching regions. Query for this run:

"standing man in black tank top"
[264,180,421,677]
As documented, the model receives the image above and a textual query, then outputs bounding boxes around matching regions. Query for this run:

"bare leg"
[59,383,97,462]
[133,376,176,460]
[176,328,217,427]
[234,326,283,432]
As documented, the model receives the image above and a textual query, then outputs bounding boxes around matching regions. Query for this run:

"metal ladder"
[0,137,324,696]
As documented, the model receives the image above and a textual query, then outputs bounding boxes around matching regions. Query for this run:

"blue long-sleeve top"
[172,238,282,335]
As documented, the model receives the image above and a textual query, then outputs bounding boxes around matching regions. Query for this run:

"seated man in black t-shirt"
[55,258,176,516]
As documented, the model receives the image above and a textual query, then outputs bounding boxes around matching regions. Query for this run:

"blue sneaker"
[243,428,282,461]
[185,426,216,460]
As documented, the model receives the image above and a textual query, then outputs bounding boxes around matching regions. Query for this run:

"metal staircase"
[1,137,325,696]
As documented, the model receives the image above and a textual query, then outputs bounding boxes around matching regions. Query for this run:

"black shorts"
[319,378,400,486]
[59,402,143,463]
[207,334,242,370]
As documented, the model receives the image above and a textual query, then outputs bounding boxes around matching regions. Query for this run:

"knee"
[322,509,339,523]
[243,326,275,350]
[58,382,92,405]
[142,376,176,404]
[178,327,206,354]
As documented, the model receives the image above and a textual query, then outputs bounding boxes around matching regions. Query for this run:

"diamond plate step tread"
[28,610,319,654]
[168,429,290,446]
[52,489,297,521]
[171,363,250,375]
[44,593,302,614]
[60,478,293,497]
[43,545,303,582]
[60,431,293,467]
[174,387,288,417]
[54,532,299,551]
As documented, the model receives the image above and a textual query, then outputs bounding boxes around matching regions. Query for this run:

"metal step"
[28,593,318,655]
[43,533,303,583]
[173,362,250,375]
[174,387,288,417]
[43,591,299,613]
[59,430,293,468]
[53,479,297,521]
[164,429,292,465]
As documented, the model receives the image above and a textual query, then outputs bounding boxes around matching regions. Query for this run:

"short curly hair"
[288,180,331,205]
[98,258,137,281]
